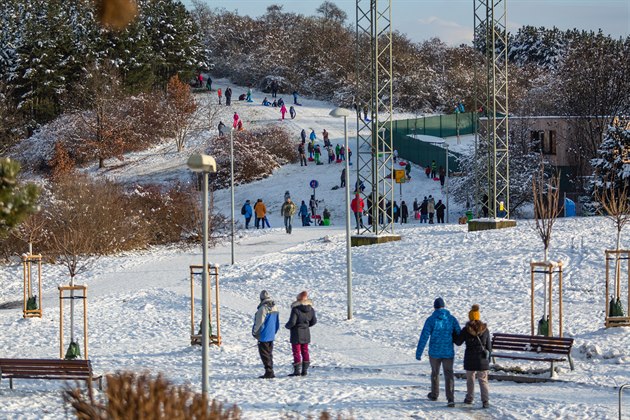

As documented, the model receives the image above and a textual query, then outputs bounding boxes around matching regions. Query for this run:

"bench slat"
[491,344,572,354]
[492,353,566,362]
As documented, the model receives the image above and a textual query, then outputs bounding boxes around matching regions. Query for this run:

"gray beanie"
[260,290,270,301]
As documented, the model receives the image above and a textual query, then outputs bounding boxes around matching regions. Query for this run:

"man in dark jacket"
[420,197,429,224]
[454,304,491,408]
[400,201,409,224]
[298,142,307,166]
[284,291,317,376]
[416,297,461,407]
[435,199,446,223]
[252,290,280,378]
[225,87,232,106]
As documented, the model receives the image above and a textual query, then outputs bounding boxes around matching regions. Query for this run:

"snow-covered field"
[1,80,629,419]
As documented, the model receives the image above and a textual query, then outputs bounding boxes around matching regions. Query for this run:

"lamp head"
[187,153,217,173]
[329,107,352,118]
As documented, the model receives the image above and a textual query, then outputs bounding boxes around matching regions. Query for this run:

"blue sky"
[190,0,629,45]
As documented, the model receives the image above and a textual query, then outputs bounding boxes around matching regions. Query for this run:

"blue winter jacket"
[252,299,280,343]
[416,308,461,359]
[244,203,253,218]
[298,204,308,217]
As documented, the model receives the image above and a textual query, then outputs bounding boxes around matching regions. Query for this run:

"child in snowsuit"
[280,104,287,120]
[454,305,491,408]
[285,291,317,376]
[252,290,280,379]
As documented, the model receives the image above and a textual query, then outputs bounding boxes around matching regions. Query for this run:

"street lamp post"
[186,153,217,397]
[230,128,235,265]
[445,142,449,223]
[329,107,353,320]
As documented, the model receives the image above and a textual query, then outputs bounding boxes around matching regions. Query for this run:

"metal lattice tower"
[473,0,510,218]
[355,0,394,235]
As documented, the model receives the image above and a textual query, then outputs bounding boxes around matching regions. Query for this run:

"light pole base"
[351,234,402,247]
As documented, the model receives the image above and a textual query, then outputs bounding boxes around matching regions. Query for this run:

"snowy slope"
[1,79,629,419]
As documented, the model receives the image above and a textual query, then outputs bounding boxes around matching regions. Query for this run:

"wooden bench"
[0,358,102,390]
[491,333,574,374]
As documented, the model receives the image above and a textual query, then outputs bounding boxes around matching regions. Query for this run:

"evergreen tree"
[591,121,630,195]
[0,158,39,237]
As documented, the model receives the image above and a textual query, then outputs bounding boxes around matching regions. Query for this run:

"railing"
[620,384,630,420]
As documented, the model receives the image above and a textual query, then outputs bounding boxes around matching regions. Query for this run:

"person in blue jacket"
[416,297,461,407]
[298,200,311,226]
[242,200,253,229]
[252,290,280,378]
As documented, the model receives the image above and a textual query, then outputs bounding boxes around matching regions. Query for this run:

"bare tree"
[164,75,198,152]
[532,166,562,262]
[595,175,630,299]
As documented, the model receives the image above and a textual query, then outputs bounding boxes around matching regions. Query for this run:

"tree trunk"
[98,157,104,169]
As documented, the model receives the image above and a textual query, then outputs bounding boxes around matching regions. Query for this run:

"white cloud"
[417,16,474,45]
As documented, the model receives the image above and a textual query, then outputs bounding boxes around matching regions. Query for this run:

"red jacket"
[351,196,364,213]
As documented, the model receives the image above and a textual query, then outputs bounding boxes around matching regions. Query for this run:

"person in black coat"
[400,201,409,224]
[454,304,491,408]
[435,199,446,223]
[285,291,317,376]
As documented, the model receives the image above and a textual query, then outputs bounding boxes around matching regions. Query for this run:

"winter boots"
[301,361,310,376]
[288,363,301,377]
[259,368,275,379]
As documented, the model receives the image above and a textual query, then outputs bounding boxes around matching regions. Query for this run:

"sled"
[399,161,407,166]
[336,159,342,163]
[308,157,314,161]
[433,177,440,181]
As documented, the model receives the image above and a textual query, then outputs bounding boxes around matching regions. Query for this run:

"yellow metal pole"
[530,263,535,335]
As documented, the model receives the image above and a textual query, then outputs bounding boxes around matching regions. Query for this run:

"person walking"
[217,88,222,105]
[416,297,462,407]
[254,199,266,229]
[205,76,212,91]
[340,168,346,188]
[280,103,287,120]
[225,87,232,106]
[298,200,310,226]
[351,193,364,228]
[298,142,307,167]
[454,304,491,409]
[427,195,435,224]
[289,106,296,119]
[252,290,280,379]
[431,160,437,179]
[439,166,446,187]
[309,195,318,217]
[285,291,317,376]
[217,121,226,137]
[406,161,412,179]
[435,199,446,224]
[401,201,409,224]
[281,197,297,234]
[241,199,253,229]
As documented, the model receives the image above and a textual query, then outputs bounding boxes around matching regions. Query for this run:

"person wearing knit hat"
[415,297,462,407]
[252,290,280,379]
[284,291,317,377]
[454,304,491,409]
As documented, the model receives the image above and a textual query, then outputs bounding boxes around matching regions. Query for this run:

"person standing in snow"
[252,290,280,379]
[309,129,316,142]
[339,145,345,161]
[197,73,203,87]
[439,166,446,187]
[454,304,491,409]
[335,144,341,161]
[301,129,307,143]
[427,195,435,224]
[314,145,321,165]
[254,199,266,229]
[309,195,318,217]
[307,141,314,160]
[406,161,412,179]
[225,87,232,106]
[351,193,364,228]
[298,143,307,167]
[401,201,408,224]
[285,290,317,376]
[431,160,437,179]
[205,76,212,91]
[280,103,287,120]
[298,201,310,226]
[232,112,240,129]
[393,149,398,163]
[292,90,300,105]
[322,129,330,147]
[217,88,222,105]
[340,167,346,188]
[281,197,297,234]
[416,297,462,407]
[241,199,253,229]
[246,87,253,102]
[217,121,226,137]
[435,199,446,223]
[327,146,335,164]
[289,106,296,119]
[420,196,428,223]
[271,80,278,98]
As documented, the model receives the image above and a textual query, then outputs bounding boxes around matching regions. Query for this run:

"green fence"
[390,113,477,173]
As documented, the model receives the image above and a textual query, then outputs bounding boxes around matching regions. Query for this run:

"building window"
[543,130,556,155]
[531,130,544,153]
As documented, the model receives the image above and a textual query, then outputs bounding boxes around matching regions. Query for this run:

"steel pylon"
[473,0,510,218]
[355,0,394,235]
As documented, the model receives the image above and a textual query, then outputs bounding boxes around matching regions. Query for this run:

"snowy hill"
[0,80,628,419]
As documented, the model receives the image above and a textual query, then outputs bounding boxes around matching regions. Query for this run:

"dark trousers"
[258,341,274,373]
[340,178,345,187]
[429,357,455,402]
[437,214,444,223]
[354,212,363,228]
[245,216,251,229]
[226,96,231,106]
[255,217,260,229]
[300,154,307,166]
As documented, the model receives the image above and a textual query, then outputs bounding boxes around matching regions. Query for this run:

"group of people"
[252,289,317,379]
[241,199,271,229]
[412,195,446,224]
[416,298,491,409]
[297,129,351,167]
[424,160,447,187]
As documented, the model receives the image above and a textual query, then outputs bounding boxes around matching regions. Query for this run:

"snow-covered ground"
[1,80,629,419]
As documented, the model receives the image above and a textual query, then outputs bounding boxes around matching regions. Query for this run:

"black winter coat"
[454,321,491,371]
[284,300,317,344]
[435,202,446,217]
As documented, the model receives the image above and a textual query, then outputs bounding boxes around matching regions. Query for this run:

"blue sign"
[309,180,319,189]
